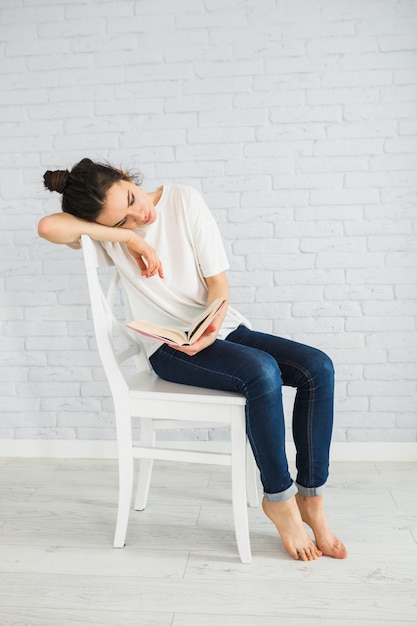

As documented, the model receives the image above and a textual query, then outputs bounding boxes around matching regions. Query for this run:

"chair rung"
[131,445,232,466]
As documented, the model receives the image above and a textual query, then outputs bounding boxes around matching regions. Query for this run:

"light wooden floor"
[0,457,416,626]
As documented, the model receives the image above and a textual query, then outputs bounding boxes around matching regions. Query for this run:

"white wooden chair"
[81,235,259,563]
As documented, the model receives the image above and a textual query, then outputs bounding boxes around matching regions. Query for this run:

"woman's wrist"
[83,221,131,244]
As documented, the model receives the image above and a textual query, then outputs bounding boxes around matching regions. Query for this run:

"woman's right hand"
[125,233,164,279]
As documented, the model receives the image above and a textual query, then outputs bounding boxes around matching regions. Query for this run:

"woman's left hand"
[171,324,218,357]
[172,272,229,356]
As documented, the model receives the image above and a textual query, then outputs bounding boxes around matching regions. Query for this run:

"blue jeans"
[149,325,335,502]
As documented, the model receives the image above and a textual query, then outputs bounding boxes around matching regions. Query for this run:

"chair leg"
[231,410,252,564]
[246,439,260,508]
[113,454,134,548]
[134,418,155,511]
[134,459,154,510]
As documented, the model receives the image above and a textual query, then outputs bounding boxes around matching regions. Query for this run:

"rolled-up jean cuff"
[296,482,326,497]
[264,481,298,503]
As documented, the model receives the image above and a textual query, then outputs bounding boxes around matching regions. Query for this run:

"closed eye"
[113,218,127,228]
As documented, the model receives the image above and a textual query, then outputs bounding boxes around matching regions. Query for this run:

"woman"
[39,158,347,561]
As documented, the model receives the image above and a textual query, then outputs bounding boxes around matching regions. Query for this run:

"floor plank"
[172,616,414,626]
[0,608,173,626]
[1,573,416,620]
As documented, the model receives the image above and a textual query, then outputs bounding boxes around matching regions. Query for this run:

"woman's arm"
[173,271,229,357]
[38,212,163,278]
[205,271,229,332]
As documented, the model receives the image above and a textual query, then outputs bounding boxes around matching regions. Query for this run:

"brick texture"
[1,0,416,442]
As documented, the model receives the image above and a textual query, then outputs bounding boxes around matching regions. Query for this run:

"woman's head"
[43,158,143,222]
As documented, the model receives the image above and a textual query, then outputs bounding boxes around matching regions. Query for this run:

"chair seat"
[129,371,247,426]
[129,370,246,404]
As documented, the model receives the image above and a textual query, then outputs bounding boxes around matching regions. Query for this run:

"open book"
[126,298,227,346]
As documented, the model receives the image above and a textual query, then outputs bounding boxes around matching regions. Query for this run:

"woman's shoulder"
[158,185,209,227]
[163,183,203,202]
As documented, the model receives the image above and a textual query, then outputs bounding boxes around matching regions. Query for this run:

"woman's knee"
[245,352,283,394]
[310,348,334,385]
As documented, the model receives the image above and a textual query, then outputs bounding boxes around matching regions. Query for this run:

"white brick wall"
[1,0,416,443]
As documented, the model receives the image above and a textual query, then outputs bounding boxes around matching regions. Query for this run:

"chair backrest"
[81,235,150,395]
[82,232,115,271]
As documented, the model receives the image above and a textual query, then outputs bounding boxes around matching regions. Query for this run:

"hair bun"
[43,169,69,194]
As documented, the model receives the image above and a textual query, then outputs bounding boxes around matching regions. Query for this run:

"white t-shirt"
[100,183,249,357]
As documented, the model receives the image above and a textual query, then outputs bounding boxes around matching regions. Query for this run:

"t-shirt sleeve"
[185,187,230,278]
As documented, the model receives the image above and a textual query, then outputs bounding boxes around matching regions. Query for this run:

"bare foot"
[262,496,322,561]
[295,493,348,559]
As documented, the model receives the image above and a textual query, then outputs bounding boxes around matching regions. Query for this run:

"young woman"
[39,158,347,562]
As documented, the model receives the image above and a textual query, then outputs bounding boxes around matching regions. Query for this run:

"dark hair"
[43,158,143,221]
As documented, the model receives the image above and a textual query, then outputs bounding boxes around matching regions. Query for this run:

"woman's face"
[97,180,157,230]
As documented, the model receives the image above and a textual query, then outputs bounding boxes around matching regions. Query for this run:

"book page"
[126,298,227,347]
[126,320,188,345]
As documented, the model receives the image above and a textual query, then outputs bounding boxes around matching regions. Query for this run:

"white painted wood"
[0,609,173,626]
[1,439,416,462]
[0,572,416,619]
[0,459,416,625]
[172,616,412,626]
